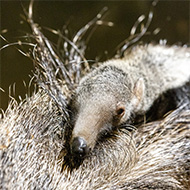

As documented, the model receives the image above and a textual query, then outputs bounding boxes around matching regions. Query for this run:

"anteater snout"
[71,137,89,158]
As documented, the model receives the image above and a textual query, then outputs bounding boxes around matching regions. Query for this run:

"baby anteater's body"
[1,44,190,189]
[69,44,190,159]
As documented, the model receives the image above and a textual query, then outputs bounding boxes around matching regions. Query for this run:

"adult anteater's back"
[0,90,190,189]
[0,3,190,189]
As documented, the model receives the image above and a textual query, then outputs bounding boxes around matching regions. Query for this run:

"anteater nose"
[71,137,89,158]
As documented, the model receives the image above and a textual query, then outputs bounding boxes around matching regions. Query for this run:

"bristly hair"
[25,0,115,122]
[115,0,159,58]
[1,1,190,189]
[0,0,157,122]
[22,1,158,170]
[22,0,157,122]
[0,0,158,169]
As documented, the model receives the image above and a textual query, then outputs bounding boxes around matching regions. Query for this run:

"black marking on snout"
[71,137,89,158]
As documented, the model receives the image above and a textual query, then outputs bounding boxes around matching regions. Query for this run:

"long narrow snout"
[69,108,103,159]
[69,99,114,159]
[70,123,98,159]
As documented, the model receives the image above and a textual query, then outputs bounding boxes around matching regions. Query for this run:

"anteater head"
[68,66,145,164]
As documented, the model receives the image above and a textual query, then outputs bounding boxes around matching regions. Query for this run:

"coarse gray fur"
[70,44,190,153]
[1,44,190,190]
[1,3,190,187]
[0,89,190,189]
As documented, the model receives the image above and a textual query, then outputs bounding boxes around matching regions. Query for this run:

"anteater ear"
[132,78,145,107]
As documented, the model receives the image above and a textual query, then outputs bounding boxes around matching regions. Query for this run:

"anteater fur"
[68,44,190,162]
[0,2,190,189]
[0,91,190,189]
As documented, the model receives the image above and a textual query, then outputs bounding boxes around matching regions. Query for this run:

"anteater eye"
[116,107,125,116]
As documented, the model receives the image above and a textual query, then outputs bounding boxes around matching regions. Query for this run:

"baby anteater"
[1,3,190,188]
[69,44,190,162]
[1,42,190,190]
